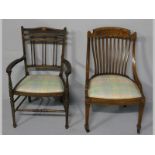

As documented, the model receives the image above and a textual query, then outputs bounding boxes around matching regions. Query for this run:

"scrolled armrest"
[62,59,71,76]
[6,56,25,74]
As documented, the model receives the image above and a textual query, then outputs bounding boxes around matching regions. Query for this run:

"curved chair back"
[86,27,136,76]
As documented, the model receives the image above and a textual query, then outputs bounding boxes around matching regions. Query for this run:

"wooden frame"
[85,27,145,134]
[6,27,71,129]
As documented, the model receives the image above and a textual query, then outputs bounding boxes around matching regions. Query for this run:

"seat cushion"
[15,74,64,94]
[88,75,142,99]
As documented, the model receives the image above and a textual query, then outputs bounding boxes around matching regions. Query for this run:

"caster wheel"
[13,124,17,128]
[85,125,90,132]
[65,125,69,129]
[137,128,141,134]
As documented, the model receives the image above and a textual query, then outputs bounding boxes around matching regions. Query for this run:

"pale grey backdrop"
[2,19,153,134]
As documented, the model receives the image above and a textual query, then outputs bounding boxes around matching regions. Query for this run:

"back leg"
[28,96,31,102]
[60,96,63,102]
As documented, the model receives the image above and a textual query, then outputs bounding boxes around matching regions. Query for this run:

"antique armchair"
[85,27,145,133]
[6,27,71,129]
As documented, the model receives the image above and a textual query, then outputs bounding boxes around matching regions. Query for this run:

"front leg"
[8,72,17,128]
[9,93,17,128]
[85,102,90,132]
[137,102,145,134]
[64,90,69,129]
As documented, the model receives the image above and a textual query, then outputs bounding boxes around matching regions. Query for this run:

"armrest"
[6,56,25,74]
[62,59,71,76]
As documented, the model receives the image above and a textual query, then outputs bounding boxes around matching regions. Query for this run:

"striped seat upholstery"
[15,74,64,93]
[88,75,141,99]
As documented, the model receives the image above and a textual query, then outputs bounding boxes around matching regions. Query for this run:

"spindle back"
[21,26,67,74]
[86,27,136,77]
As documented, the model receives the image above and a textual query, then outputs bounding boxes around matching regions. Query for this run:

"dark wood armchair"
[6,27,71,129]
[85,27,145,133]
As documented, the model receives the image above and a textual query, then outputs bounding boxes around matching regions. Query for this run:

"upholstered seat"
[88,75,141,99]
[15,74,64,93]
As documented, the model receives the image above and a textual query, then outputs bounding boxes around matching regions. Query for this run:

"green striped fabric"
[88,75,141,99]
[15,75,64,93]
